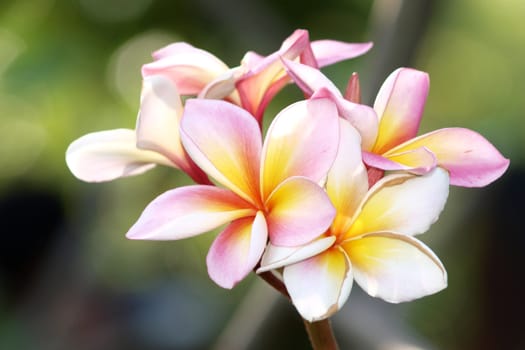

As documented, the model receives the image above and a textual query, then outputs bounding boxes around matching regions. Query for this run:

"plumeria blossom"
[258,120,450,322]
[283,60,510,187]
[126,97,340,289]
[142,29,372,123]
[66,75,209,184]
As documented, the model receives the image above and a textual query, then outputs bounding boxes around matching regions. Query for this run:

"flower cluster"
[66,29,509,322]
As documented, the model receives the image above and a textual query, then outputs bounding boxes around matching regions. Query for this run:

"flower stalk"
[303,318,339,350]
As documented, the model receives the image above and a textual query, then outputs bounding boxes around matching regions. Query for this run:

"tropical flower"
[142,29,372,123]
[66,75,209,184]
[126,97,340,288]
[258,120,450,322]
[283,60,510,187]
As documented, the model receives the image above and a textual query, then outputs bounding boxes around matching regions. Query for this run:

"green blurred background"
[0,0,523,349]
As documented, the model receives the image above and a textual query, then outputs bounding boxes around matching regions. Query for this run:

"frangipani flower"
[126,97,340,288]
[283,61,510,187]
[66,75,209,184]
[259,120,449,322]
[143,29,372,123]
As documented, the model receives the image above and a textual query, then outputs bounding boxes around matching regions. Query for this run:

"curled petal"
[363,147,437,175]
[372,68,429,154]
[181,99,262,204]
[346,168,449,239]
[236,29,310,120]
[265,177,336,247]
[258,236,336,272]
[261,98,339,199]
[126,186,255,240]
[283,248,352,322]
[326,119,369,235]
[345,233,447,303]
[386,128,510,187]
[142,43,229,96]
[311,40,373,67]
[283,59,378,150]
[66,129,172,182]
[199,66,242,104]
[207,212,268,289]
[282,58,340,97]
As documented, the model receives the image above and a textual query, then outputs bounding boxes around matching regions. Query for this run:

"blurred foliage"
[0,0,523,349]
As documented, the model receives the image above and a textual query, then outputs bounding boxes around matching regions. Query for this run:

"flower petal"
[282,58,340,96]
[385,128,510,187]
[142,43,229,96]
[136,75,209,183]
[283,248,352,322]
[181,99,262,205]
[126,185,255,240]
[345,168,449,238]
[344,232,447,303]
[283,59,378,150]
[372,68,429,154]
[66,129,172,182]
[236,29,310,120]
[198,66,242,104]
[207,211,268,288]
[326,119,369,235]
[265,177,336,246]
[258,236,336,272]
[325,94,379,153]
[260,98,339,199]
[363,147,437,175]
[311,40,373,67]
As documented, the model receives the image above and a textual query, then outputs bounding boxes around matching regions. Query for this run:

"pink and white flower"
[259,120,449,321]
[126,98,340,289]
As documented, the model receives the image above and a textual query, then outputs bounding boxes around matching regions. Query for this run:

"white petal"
[66,129,172,182]
[346,232,447,303]
[257,236,336,272]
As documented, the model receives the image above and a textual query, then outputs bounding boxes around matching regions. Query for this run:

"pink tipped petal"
[372,68,429,153]
[66,129,172,182]
[363,147,437,175]
[345,233,447,303]
[283,248,352,322]
[387,128,510,187]
[207,212,268,289]
[261,98,339,198]
[346,168,449,238]
[311,40,373,67]
[327,119,369,234]
[181,99,262,204]
[142,44,229,96]
[282,58,340,97]
[258,236,336,272]
[126,185,255,240]
[265,177,336,247]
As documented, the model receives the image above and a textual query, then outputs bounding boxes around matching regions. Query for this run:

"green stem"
[303,318,339,350]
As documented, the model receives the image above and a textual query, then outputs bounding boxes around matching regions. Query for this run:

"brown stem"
[303,318,339,350]
[257,270,290,300]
